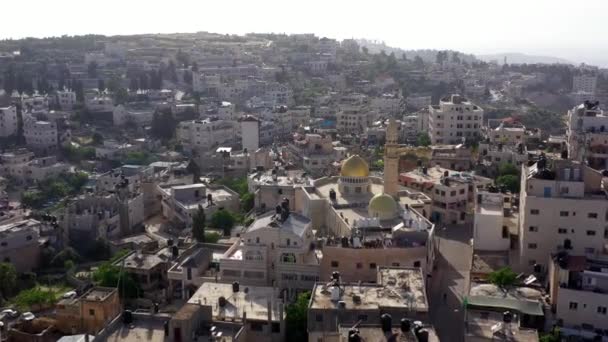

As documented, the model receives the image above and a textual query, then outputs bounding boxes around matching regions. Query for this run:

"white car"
[1,309,18,318]
[21,312,35,321]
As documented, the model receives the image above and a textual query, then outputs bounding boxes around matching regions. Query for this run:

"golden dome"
[340,155,370,178]
[368,193,398,220]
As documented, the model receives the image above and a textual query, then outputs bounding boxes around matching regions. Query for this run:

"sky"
[3,0,608,66]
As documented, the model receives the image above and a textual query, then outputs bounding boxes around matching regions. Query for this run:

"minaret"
[384,118,400,197]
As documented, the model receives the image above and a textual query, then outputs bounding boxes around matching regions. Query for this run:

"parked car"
[21,312,35,321]
[1,309,18,318]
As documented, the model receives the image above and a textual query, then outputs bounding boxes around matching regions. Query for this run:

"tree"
[93,261,140,298]
[488,267,517,288]
[413,55,425,68]
[498,163,519,177]
[0,262,17,299]
[192,205,206,242]
[151,111,177,141]
[240,192,254,213]
[496,174,520,193]
[211,209,236,236]
[285,291,311,342]
[417,133,431,147]
[92,132,104,145]
[539,328,560,342]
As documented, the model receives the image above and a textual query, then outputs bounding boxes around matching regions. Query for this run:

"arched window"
[281,253,296,263]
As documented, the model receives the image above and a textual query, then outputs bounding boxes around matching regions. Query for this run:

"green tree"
[539,328,560,342]
[417,133,431,147]
[0,262,17,299]
[488,267,517,288]
[240,193,255,213]
[496,174,520,193]
[285,291,311,342]
[51,247,81,268]
[93,261,140,298]
[498,163,519,177]
[192,205,206,242]
[211,209,236,236]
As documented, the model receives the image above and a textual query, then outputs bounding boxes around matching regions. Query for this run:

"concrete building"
[337,108,373,133]
[0,149,35,182]
[518,156,608,273]
[176,118,239,153]
[406,95,432,110]
[240,115,260,152]
[56,89,77,110]
[120,247,173,296]
[428,94,483,145]
[399,165,492,224]
[85,95,114,112]
[0,219,41,272]
[430,144,474,171]
[567,101,608,170]
[548,253,608,339]
[287,133,336,176]
[219,207,320,297]
[55,287,121,335]
[179,282,286,342]
[23,115,59,154]
[248,169,313,213]
[307,267,430,342]
[473,190,515,251]
[573,75,597,94]
[158,183,239,228]
[0,105,18,137]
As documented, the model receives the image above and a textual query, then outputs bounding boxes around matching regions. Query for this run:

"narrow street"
[429,224,473,342]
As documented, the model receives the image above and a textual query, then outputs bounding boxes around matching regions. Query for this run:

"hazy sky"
[4,0,608,65]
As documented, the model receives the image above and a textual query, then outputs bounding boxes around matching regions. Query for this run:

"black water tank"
[153,303,159,313]
[332,271,340,281]
[400,318,411,332]
[232,281,240,293]
[503,311,513,323]
[219,296,227,307]
[164,321,169,336]
[167,239,174,247]
[381,313,392,332]
[123,310,133,324]
[348,329,361,342]
[172,245,179,258]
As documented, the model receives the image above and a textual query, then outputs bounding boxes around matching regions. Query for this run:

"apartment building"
[573,75,597,94]
[219,206,320,298]
[336,108,373,133]
[0,149,34,181]
[85,95,114,112]
[0,219,42,272]
[158,183,239,228]
[428,94,483,144]
[567,101,608,170]
[23,115,59,154]
[287,133,337,176]
[371,93,402,115]
[56,89,77,110]
[399,165,492,224]
[548,253,608,339]
[519,156,608,273]
[307,267,430,342]
[0,105,18,137]
[487,121,540,145]
[320,203,435,283]
[473,190,515,251]
[176,118,239,153]
[240,115,260,152]
[247,169,312,213]
[21,93,50,115]
[55,287,120,335]
[406,95,432,110]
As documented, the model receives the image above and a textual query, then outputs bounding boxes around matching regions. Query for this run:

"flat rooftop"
[471,251,509,276]
[121,248,172,270]
[466,310,539,342]
[104,316,169,342]
[82,287,116,302]
[339,325,439,342]
[0,219,39,235]
[188,283,284,322]
[311,267,428,312]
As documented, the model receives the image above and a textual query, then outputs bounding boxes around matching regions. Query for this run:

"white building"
[566,101,608,170]
[519,156,608,273]
[473,191,513,251]
[573,75,597,94]
[0,105,18,137]
[176,118,239,153]
[85,95,114,112]
[23,115,59,154]
[56,89,77,110]
[428,94,483,145]
[240,115,260,152]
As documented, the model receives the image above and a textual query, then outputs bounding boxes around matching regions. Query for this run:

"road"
[429,224,473,342]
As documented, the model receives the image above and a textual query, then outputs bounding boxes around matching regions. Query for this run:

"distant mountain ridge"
[476,52,573,65]
[355,39,478,64]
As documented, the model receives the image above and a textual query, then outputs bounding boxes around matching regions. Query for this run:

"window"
[331,261,339,267]
[450,191,456,196]
[272,323,280,333]
[413,261,421,268]
[560,211,569,217]
[356,262,362,269]
[588,212,598,219]
[558,228,568,234]
[530,209,540,215]
[598,306,607,315]
[587,230,596,236]
[392,262,400,267]
[26,235,32,241]
[250,322,264,331]
[528,243,537,249]
[502,226,509,238]
[286,238,290,246]
[281,253,296,263]
[569,302,578,310]
[369,263,377,269]
[357,314,368,321]
[528,226,538,232]
[315,314,323,322]
[0,242,6,247]
[255,237,260,244]
[89,309,95,316]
